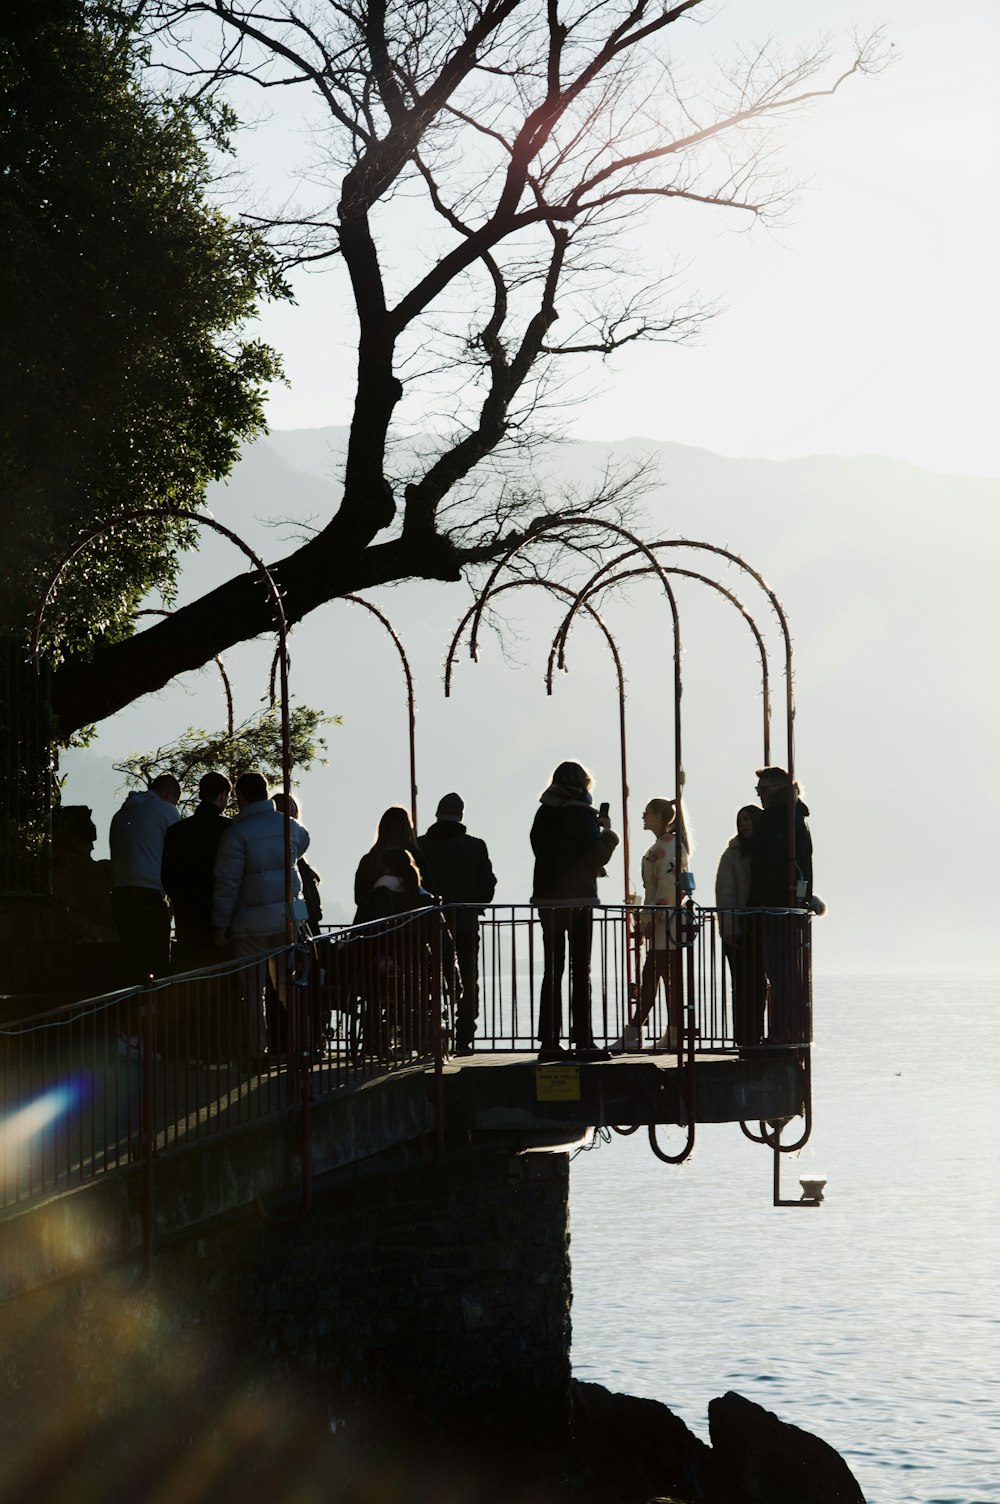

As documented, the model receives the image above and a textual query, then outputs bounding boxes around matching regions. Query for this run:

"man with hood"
[419,792,497,1055]
[109,773,181,983]
[530,760,618,1062]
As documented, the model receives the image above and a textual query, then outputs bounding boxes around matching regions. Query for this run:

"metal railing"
[0,905,811,1214]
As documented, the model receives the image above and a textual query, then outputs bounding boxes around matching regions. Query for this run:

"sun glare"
[0,1089,75,1175]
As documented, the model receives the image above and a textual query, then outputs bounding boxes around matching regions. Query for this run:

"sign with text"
[535,1065,581,1101]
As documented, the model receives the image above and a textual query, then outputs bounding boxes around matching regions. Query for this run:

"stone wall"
[0,1147,572,1460]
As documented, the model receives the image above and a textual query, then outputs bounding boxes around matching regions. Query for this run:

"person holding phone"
[611,796,689,1053]
[530,760,618,1062]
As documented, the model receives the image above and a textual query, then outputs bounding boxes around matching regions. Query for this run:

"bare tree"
[50,0,886,735]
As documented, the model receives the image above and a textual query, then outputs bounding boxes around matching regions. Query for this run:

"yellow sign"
[535,1065,581,1101]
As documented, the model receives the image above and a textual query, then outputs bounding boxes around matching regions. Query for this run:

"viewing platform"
[0,903,812,1297]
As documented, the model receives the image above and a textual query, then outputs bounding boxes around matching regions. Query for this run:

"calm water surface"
[569,977,1000,1504]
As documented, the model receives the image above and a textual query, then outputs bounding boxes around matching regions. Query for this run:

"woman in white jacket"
[714,805,766,1048]
[613,797,688,1053]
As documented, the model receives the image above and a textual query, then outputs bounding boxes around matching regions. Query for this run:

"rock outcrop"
[707,1390,866,1504]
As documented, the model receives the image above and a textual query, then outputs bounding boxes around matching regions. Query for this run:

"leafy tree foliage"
[114,703,339,807]
[0,0,287,660]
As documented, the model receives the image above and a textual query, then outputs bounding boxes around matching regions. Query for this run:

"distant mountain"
[63,429,1000,976]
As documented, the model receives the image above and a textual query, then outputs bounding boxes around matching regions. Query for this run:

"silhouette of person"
[530,760,618,1062]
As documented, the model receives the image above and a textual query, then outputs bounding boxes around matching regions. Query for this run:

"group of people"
[107,773,497,1062]
[526,758,814,1061]
[109,769,313,1059]
[105,756,813,1065]
[350,794,497,1056]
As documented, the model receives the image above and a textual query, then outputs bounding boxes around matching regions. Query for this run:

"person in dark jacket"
[530,760,619,1062]
[747,767,813,908]
[162,771,231,971]
[748,766,813,1043]
[353,806,422,907]
[419,792,497,1055]
[715,805,766,1049]
[353,848,441,1059]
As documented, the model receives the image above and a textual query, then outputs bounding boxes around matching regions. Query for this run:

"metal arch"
[548,563,772,766]
[463,515,685,910]
[556,545,807,1170]
[31,508,294,939]
[549,537,798,901]
[539,536,804,1179]
[30,507,312,1236]
[542,557,769,1032]
[270,593,419,829]
[459,519,697,1170]
[746,1062,813,1156]
[137,608,235,742]
[647,1120,695,1164]
[444,577,633,900]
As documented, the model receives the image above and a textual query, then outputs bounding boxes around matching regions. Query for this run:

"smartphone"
[599,801,609,818]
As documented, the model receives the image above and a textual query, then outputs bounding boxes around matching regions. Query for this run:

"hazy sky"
[249,0,999,477]
[62,0,1000,980]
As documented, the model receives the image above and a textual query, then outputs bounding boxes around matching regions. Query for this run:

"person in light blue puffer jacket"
[212,771,310,1059]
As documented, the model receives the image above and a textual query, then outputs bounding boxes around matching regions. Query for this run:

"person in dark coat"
[162,771,232,971]
[530,760,618,1062]
[748,766,814,1043]
[715,805,766,1048]
[747,767,813,908]
[353,848,441,1059]
[353,805,422,907]
[419,792,497,1055]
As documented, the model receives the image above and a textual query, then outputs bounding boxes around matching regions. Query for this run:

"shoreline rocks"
[565,1381,866,1503]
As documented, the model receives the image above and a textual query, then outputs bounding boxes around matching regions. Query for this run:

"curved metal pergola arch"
[464,516,685,892]
[548,537,798,904]
[461,518,695,1164]
[546,562,773,766]
[538,538,810,1167]
[31,509,294,933]
[31,506,314,1236]
[137,608,235,743]
[444,577,632,897]
[270,593,419,829]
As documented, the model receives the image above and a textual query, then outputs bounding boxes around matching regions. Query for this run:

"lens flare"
[0,1088,76,1173]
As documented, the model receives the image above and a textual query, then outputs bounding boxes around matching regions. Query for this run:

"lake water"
[568,976,1000,1504]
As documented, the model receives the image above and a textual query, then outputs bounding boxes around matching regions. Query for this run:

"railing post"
[137,979,156,1283]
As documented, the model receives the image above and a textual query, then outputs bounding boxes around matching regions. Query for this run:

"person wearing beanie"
[530,760,618,1062]
[419,793,497,1056]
